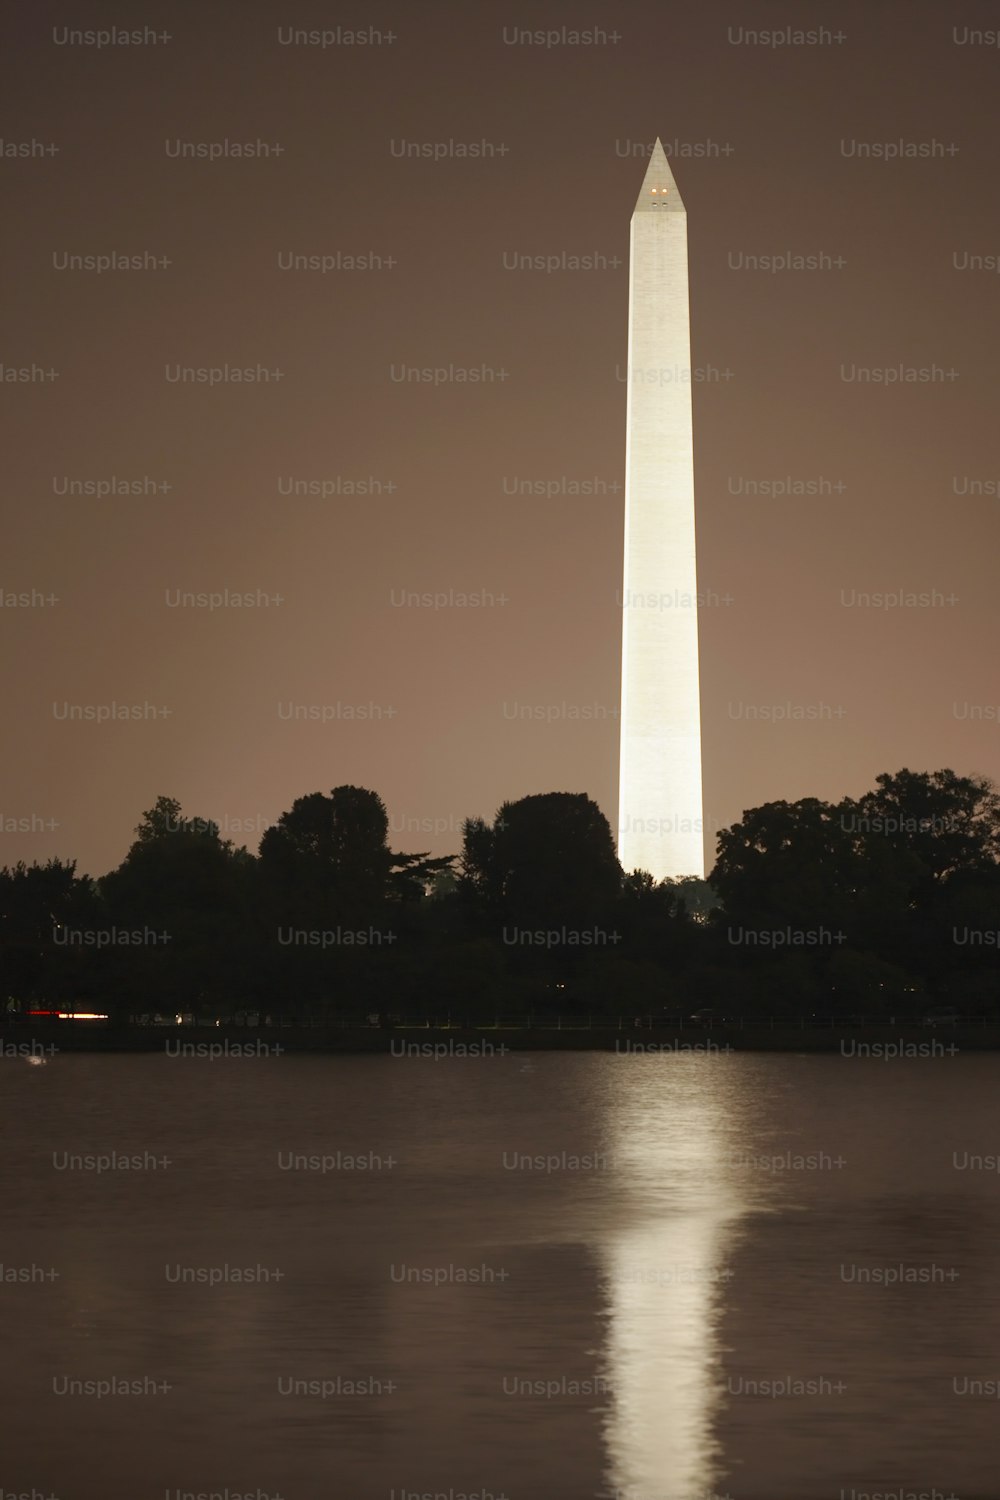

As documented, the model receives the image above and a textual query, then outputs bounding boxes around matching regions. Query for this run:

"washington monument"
[617,139,705,880]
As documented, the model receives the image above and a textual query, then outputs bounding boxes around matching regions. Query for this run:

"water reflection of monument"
[596,1059,757,1500]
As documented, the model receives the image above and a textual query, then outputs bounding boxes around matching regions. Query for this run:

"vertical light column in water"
[596,1063,753,1500]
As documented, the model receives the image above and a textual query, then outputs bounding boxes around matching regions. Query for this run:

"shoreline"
[3,1022,998,1054]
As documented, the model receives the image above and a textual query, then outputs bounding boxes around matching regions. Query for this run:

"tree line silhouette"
[2,768,998,1022]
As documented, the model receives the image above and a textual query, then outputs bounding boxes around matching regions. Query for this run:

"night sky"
[4,0,999,877]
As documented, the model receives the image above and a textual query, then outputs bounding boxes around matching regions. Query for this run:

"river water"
[1,1048,997,1498]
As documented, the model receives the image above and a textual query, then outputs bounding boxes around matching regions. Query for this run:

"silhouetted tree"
[847,768,1000,881]
[260,786,453,916]
[842,769,1000,985]
[100,796,255,1016]
[710,798,858,934]
[0,859,99,1006]
[255,786,454,1017]
[461,792,621,927]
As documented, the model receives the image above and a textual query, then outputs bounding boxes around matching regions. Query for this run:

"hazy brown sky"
[3,0,999,876]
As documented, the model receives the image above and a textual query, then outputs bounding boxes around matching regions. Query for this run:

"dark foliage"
[2,771,998,1022]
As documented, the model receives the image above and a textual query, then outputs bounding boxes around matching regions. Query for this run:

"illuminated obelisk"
[618,139,705,880]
